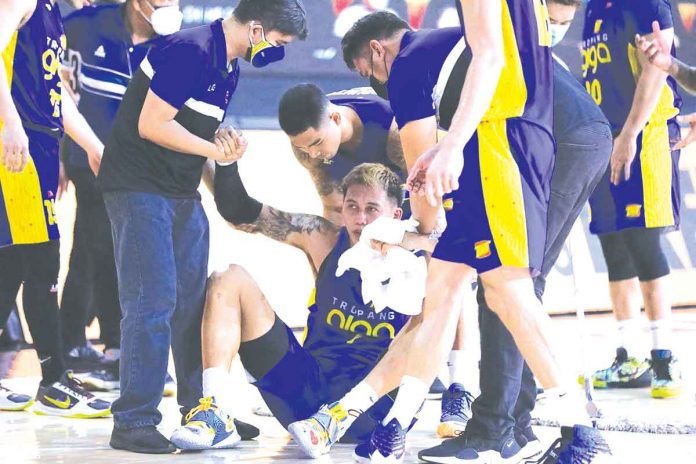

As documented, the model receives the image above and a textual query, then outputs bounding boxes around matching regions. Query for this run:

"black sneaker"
[420,432,521,463]
[428,377,447,400]
[65,342,105,373]
[437,383,474,438]
[352,441,370,463]
[81,361,119,392]
[515,427,543,461]
[110,425,176,454]
[650,349,683,399]
[589,347,651,389]
[368,417,406,463]
[34,371,111,418]
[531,425,612,464]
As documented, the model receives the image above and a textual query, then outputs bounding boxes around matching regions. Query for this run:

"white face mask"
[549,23,571,47]
[142,1,183,36]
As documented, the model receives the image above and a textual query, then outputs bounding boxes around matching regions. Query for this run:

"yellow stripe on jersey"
[1,32,50,245]
[627,44,679,124]
[301,287,317,345]
[479,120,529,268]
[640,123,675,228]
[484,1,527,121]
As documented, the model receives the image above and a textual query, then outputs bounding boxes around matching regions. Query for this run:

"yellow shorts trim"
[640,123,674,228]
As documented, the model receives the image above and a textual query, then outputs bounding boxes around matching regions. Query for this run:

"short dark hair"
[548,0,583,6]
[341,163,404,207]
[341,11,410,70]
[233,0,309,40]
[278,83,329,136]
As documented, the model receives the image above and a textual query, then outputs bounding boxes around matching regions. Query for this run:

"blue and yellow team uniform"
[323,90,409,213]
[389,0,555,274]
[0,0,65,247]
[247,228,409,441]
[583,0,682,234]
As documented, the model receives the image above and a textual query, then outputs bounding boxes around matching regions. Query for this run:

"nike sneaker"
[530,425,613,463]
[0,383,34,411]
[170,396,241,450]
[590,347,651,389]
[516,427,543,461]
[81,361,119,392]
[288,401,352,458]
[650,349,683,399]
[437,383,474,438]
[65,342,104,373]
[419,432,521,463]
[33,371,111,418]
[368,417,406,463]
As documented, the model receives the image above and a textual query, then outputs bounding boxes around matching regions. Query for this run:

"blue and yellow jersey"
[2,0,65,136]
[422,0,553,133]
[0,0,64,247]
[582,0,681,135]
[303,228,409,397]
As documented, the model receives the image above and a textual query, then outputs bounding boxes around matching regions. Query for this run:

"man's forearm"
[0,62,22,127]
[142,118,217,159]
[62,86,103,155]
[670,57,696,95]
[621,65,669,137]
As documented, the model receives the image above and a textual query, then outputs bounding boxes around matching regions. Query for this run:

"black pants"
[466,122,613,440]
[60,165,120,350]
[0,241,65,384]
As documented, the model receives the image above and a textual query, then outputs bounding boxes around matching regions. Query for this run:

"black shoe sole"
[110,438,177,454]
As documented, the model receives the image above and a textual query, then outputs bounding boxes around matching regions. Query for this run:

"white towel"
[336,217,427,316]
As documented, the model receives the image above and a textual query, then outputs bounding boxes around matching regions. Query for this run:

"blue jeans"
[466,122,613,441]
[104,191,208,429]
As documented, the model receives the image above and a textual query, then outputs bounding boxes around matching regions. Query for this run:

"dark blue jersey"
[303,228,409,396]
[321,91,405,183]
[62,4,156,168]
[582,0,681,135]
[2,0,65,137]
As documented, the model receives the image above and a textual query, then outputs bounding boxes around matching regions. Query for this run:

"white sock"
[650,319,672,351]
[545,387,592,428]
[336,381,379,434]
[383,376,429,428]
[104,348,120,362]
[617,318,643,357]
[202,367,233,410]
[447,350,467,387]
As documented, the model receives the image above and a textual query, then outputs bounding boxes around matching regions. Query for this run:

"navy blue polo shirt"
[62,4,155,169]
[97,18,240,198]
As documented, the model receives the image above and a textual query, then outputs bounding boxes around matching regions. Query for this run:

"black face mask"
[370,76,389,100]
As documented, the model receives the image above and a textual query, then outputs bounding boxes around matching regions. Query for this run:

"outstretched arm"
[214,162,339,272]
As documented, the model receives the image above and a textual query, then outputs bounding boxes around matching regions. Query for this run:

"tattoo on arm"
[237,206,336,243]
[386,124,408,173]
[673,58,696,95]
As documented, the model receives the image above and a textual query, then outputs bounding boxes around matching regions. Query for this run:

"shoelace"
[185,397,217,422]
[63,373,94,401]
[443,390,474,419]
[371,422,405,458]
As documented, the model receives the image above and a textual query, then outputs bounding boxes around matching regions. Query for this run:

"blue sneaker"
[0,383,34,411]
[516,427,543,461]
[437,383,474,438]
[170,397,241,450]
[368,418,406,463]
[532,425,612,464]
[419,432,521,463]
[352,441,370,463]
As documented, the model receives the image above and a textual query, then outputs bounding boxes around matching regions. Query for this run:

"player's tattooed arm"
[671,59,696,95]
[386,120,408,174]
[238,205,339,272]
[291,145,344,225]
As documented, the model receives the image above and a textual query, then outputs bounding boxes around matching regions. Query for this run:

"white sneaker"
[170,397,241,450]
[0,383,34,411]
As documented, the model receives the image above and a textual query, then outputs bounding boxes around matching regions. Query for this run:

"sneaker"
[368,417,406,463]
[352,441,370,463]
[437,383,474,438]
[163,373,176,397]
[33,371,111,418]
[0,383,34,411]
[428,377,447,400]
[531,425,612,464]
[170,396,241,450]
[288,401,352,458]
[590,347,651,389]
[420,432,521,463]
[110,425,176,454]
[516,427,543,461]
[650,349,683,399]
[81,362,119,392]
[65,342,105,373]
